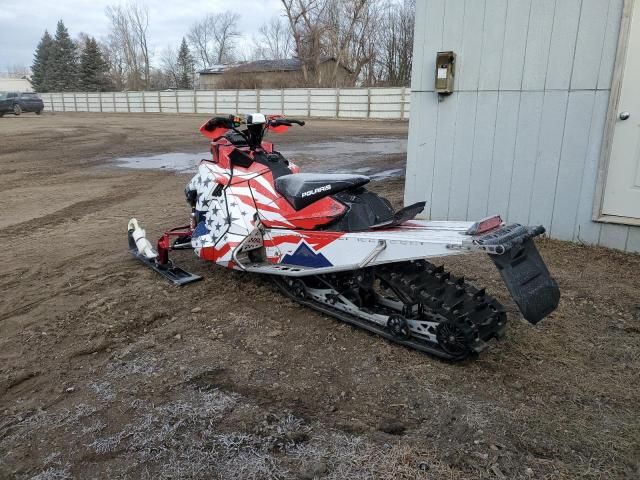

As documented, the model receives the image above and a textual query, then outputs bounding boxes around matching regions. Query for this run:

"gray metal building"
[405,0,640,253]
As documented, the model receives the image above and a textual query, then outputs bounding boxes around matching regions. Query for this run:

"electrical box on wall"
[435,51,456,95]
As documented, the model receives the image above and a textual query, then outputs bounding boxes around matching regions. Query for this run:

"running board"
[241,262,345,276]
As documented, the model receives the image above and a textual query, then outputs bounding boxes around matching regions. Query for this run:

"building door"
[602,2,640,220]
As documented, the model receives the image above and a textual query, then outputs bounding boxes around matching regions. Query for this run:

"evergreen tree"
[176,38,193,89]
[79,37,112,91]
[31,30,54,92]
[49,20,78,91]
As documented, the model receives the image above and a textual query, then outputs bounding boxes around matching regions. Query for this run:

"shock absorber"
[156,235,170,265]
[190,205,196,229]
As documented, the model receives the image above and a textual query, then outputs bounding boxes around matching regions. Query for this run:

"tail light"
[466,215,503,235]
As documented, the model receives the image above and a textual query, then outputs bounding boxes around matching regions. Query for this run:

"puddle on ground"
[112,151,211,173]
[112,137,407,179]
[287,137,407,158]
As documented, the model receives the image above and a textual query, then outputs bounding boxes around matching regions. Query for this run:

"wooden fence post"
[334,88,340,118]
[214,90,218,114]
[256,89,261,112]
[141,91,146,113]
[307,89,312,118]
[193,89,198,113]
[400,87,406,120]
[61,94,66,112]
[126,91,130,112]
[73,92,77,112]
[367,88,371,119]
[235,89,239,113]
[112,92,116,112]
[280,88,284,115]
[158,90,162,113]
[175,90,179,113]
[99,93,103,112]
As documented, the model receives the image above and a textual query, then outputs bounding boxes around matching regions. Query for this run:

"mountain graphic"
[281,242,333,268]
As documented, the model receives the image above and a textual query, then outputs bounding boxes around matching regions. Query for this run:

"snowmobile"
[128,113,560,360]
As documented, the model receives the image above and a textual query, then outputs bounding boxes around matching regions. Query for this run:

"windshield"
[0,92,6,100]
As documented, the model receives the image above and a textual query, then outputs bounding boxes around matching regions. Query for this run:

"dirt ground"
[0,113,638,480]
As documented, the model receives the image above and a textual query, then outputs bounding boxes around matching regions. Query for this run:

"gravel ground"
[0,113,638,480]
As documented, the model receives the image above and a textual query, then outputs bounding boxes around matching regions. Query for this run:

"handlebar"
[200,114,304,144]
[271,118,305,127]
[203,115,305,131]
[202,116,242,132]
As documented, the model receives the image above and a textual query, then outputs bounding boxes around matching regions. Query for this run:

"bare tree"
[324,0,375,85]
[105,4,140,89]
[281,0,330,86]
[128,3,151,89]
[187,12,240,69]
[279,0,389,87]
[378,0,414,86]
[105,3,151,90]
[100,36,126,90]
[251,17,293,60]
[5,64,31,77]
[161,45,179,88]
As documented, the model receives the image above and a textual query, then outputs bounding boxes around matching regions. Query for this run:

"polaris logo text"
[301,184,331,198]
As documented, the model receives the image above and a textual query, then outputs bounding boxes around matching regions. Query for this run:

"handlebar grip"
[204,115,242,131]
[288,119,305,126]
[204,117,232,131]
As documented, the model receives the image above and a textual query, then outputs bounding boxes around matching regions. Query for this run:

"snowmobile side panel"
[261,220,475,274]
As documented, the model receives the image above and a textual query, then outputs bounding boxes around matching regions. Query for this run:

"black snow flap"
[477,224,560,324]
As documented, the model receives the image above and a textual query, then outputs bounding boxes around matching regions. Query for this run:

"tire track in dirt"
[0,188,140,240]
[0,254,138,322]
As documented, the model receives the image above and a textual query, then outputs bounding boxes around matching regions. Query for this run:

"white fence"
[39,87,411,120]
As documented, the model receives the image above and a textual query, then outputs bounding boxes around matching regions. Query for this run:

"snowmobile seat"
[275,173,370,210]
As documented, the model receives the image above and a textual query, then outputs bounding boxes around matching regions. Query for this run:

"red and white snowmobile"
[128,113,560,360]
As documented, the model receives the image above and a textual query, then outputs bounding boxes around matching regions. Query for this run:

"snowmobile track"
[272,260,507,361]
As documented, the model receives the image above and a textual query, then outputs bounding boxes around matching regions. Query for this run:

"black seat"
[275,173,370,210]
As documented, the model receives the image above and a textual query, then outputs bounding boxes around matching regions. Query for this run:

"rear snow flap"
[476,224,560,324]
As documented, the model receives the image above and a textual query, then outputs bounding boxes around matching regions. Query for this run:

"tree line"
[31,21,112,92]
[30,0,414,93]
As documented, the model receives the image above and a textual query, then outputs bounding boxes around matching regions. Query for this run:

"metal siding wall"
[406,0,639,253]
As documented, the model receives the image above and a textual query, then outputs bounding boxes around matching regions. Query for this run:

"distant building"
[197,64,239,90]
[198,58,351,90]
[0,77,33,92]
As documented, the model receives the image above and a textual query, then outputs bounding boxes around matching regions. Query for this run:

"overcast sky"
[0,0,283,71]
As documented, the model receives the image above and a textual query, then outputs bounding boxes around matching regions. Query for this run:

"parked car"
[0,92,45,117]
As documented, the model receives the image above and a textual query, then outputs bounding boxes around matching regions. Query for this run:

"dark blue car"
[0,92,44,117]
